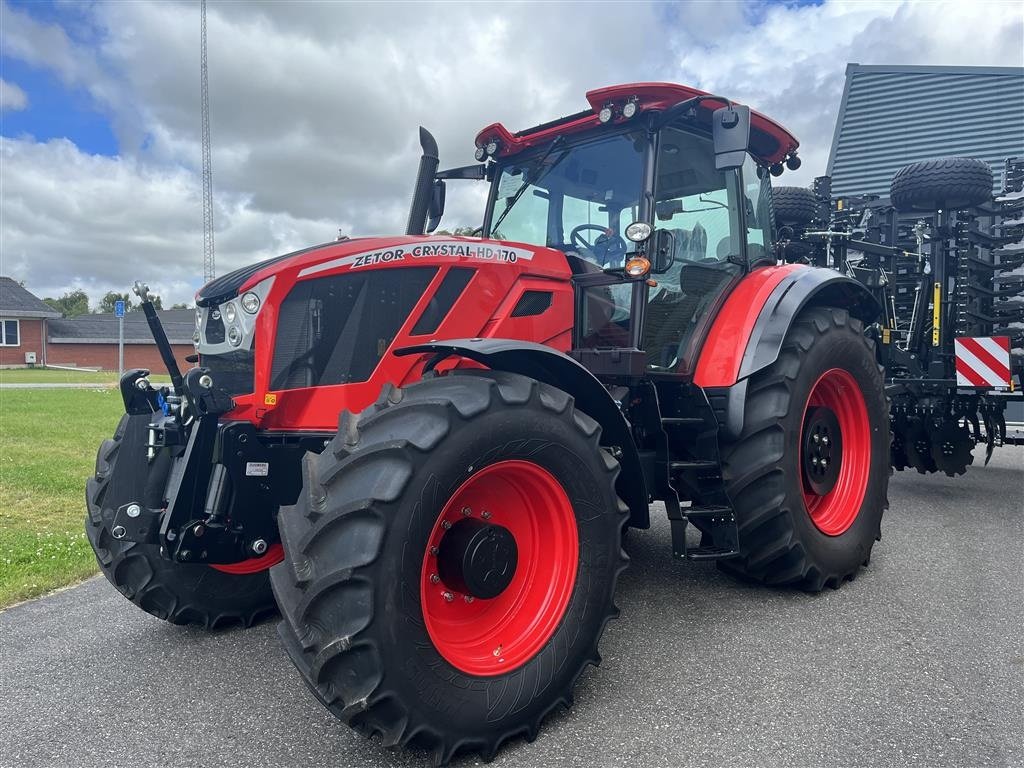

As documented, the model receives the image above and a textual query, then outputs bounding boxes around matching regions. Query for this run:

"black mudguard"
[395,338,649,526]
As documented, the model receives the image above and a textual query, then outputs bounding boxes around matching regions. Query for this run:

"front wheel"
[271,370,628,765]
[719,307,889,591]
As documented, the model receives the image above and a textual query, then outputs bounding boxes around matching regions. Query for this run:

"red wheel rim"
[800,368,871,536]
[209,543,284,574]
[420,460,579,676]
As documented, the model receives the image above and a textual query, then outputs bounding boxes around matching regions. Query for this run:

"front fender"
[395,338,649,526]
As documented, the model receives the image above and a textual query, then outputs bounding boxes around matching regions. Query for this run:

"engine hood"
[195,235,565,307]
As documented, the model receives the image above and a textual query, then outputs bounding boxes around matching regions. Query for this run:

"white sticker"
[245,462,269,477]
[497,172,525,198]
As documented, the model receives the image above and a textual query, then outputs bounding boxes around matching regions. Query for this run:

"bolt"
[442,591,454,603]
[429,546,438,556]
[481,511,492,520]
[198,374,213,389]
[461,506,472,516]
[492,645,503,657]
[430,573,440,584]
[813,434,820,444]
[126,504,141,518]
[193,524,205,537]
[821,458,829,468]
[111,525,126,539]
[441,520,452,530]
[251,539,268,555]
[464,595,475,604]
[179,549,191,561]
[812,457,820,466]
[822,435,830,445]
[135,378,150,391]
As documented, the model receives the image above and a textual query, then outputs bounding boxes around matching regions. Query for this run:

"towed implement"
[86,83,889,764]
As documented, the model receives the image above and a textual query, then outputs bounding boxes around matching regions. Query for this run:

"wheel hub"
[437,518,518,599]
[802,406,843,496]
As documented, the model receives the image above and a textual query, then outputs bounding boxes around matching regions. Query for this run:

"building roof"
[0,277,61,319]
[827,64,1024,198]
[48,309,196,345]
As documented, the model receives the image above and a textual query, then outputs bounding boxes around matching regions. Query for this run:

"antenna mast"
[200,0,215,281]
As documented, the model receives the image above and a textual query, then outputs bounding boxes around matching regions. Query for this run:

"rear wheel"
[719,307,889,590]
[85,414,279,628]
[271,370,627,765]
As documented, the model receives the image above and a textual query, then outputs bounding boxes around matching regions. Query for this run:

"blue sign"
[114,300,125,318]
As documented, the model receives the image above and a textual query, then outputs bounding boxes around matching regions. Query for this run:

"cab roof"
[474,82,799,166]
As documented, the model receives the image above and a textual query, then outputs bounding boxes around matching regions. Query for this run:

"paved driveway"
[2,446,1021,768]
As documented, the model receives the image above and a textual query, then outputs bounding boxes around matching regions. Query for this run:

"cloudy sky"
[1,0,1021,307]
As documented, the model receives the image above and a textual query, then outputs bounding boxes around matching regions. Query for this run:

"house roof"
[0,277,61,319]
[48,309,196,345]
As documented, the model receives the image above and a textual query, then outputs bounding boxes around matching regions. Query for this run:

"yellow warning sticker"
[264,393,278,406]
[932,282,941,346]
[882,327,891,345]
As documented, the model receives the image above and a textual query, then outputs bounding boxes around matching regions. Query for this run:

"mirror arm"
[653,94,729,130]
[436,164,487,181]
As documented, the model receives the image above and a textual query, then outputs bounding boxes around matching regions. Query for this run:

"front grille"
[271,267,437,390]
[201,348,255,395]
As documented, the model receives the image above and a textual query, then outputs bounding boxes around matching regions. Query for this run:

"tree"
[43,289,90,317]
[170,302,192,310]
[97,292,163,313]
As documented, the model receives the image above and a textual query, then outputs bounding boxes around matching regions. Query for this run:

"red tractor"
[86,83,889,764]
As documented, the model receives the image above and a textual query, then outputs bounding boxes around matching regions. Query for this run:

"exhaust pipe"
[405,127,439,235]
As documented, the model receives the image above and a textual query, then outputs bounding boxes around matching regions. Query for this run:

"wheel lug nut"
[481,511,492,520]
[441,520,452,530]
[430,573,440,584]
[429,546,438,556]
[442,591,454,603]
[822,436,829,445]
[463,595,474,604]
[461,506,472,516]
[813,434,820,444]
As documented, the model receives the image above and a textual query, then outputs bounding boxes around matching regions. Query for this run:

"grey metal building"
[827,64,1024,198]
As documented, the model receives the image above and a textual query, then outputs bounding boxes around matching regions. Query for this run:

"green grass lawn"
[0,367,116,384]
[0,388,125,606]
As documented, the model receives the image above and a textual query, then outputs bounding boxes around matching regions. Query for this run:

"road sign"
[114,300,125,318]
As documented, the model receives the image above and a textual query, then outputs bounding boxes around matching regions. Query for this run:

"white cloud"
[0,0,1021,306]
[0,78,27,111]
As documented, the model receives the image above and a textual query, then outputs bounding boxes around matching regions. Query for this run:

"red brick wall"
[45,343,194,373]
[0,318,45,367]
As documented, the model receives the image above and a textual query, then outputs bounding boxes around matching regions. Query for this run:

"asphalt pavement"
[2,446,1022,768]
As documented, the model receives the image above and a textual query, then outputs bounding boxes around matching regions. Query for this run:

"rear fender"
[695,266,880,439]
[395,338,649,527]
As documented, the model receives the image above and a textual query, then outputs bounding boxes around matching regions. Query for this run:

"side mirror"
[649,228,677,273]
[712,104,751,171]
[426,179,446,233]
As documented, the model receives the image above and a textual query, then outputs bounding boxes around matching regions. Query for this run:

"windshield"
[486,131,645,267]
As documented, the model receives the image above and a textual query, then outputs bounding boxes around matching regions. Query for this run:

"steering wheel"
[570,224,627,267]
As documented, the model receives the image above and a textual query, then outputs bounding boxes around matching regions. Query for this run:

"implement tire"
[890,157,992,212]
[772,186,823,227]
[271,370,628,765]
[718,307,889,591]
[85,414,279,628]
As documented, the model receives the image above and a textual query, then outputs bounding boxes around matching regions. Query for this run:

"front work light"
[625,256,651,277]
[622,99,638,119]
[474,145,487,162]
[598,105,613,124]
[485,140,499,156]
[241,292,261,314]
[625,221,652,243]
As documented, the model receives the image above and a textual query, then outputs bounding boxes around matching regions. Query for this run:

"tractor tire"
[719,307,889,591]
[271,370,628,765]
[772,186,822,227]
[890,157,992,212]
[85,414,279,628]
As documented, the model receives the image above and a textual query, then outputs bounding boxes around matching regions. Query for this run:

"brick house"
[47,309,196,372]
[0,276,60,367]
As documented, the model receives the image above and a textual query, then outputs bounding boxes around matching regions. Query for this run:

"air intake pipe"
[405,127,439,235]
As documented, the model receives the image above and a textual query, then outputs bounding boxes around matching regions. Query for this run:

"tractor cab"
[418,83,799,377]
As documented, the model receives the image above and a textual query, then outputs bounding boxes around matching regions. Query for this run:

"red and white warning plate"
[954,336,1012,388]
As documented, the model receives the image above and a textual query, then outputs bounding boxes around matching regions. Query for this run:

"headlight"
[474,145,487,162]
[228,326,242,347]
[223,302,237,323]
[485,140,499,156]
[625,221,652,243]
[622,99,638,119]
[598,105,613,123]
[240,292,260,314]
